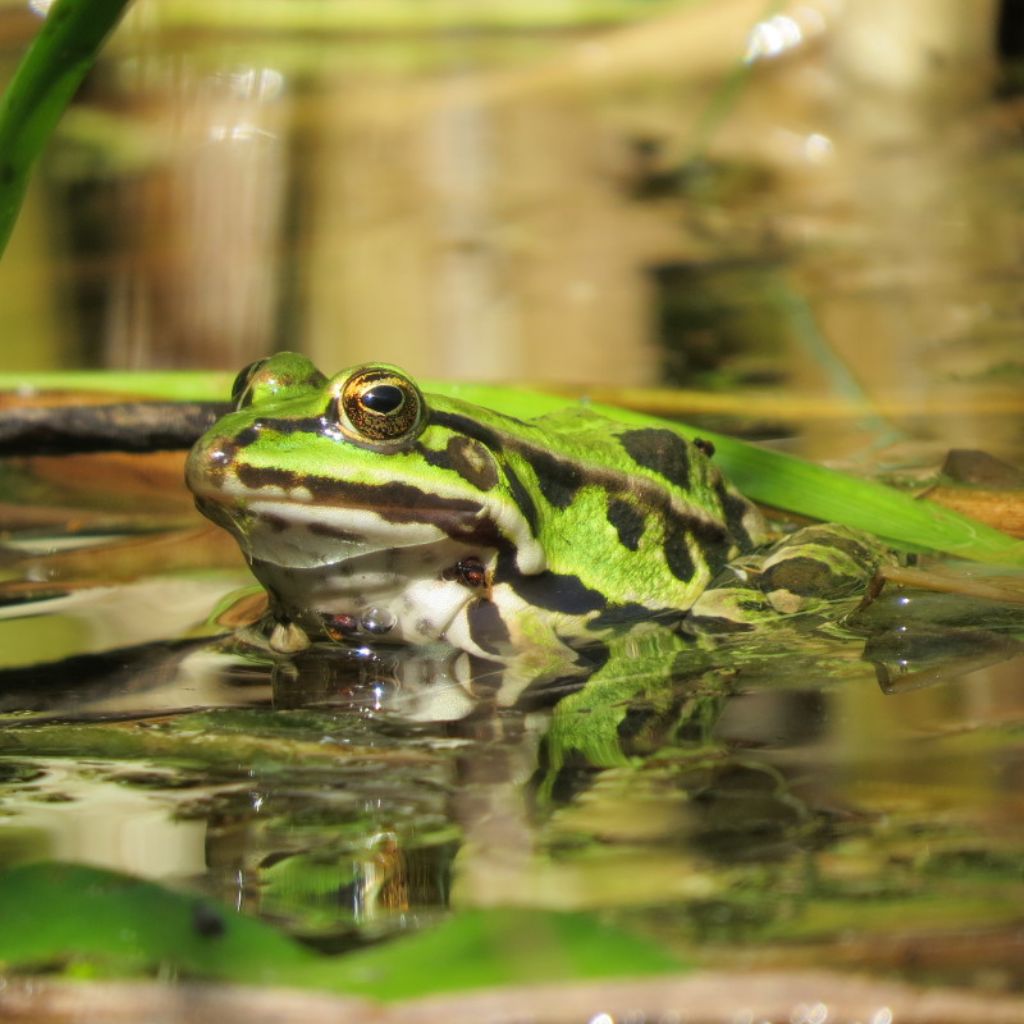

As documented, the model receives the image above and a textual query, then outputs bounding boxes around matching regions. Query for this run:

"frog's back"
[462,403,766,618]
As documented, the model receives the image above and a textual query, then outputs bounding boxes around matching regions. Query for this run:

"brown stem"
[0,402,231,455]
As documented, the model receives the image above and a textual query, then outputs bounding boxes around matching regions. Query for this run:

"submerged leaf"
[0,861,684,997]
[0,861,316,984]
[330,904,685,999]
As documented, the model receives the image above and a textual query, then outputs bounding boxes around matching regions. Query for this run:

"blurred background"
[3,4,1024,979]
[1,0,1021,459]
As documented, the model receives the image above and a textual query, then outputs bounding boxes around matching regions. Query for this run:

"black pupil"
[361,384,404,414]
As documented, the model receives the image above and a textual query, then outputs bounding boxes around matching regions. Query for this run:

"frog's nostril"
[199,435,239,469]
[208,445,233,467]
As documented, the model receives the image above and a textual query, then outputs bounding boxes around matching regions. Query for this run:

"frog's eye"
[336,366,424,444]
[230,354,327,410]
[230,359,269,409]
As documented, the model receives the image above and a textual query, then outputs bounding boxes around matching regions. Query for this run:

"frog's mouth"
[192,486,504,574]
[189,455,546,575]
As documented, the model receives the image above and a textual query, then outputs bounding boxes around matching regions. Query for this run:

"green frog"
[186,353,887,689]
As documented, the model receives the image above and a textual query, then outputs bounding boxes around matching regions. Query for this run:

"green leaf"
[0,0,133,257]
[0,861,316,985]
[0,369,234,401]
[0,861,685,997]
[328,905,684,999]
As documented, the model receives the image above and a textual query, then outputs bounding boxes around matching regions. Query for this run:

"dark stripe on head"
[465,597,511,654]
[428,410,506,453]
[234,427,260,449]
[619,428,693,491]
[606,498,646,551]
[502,464,541,538]
[517,672,589,712]
[427,412,542,536]
[419,436,499,491]
[234,464,501,542]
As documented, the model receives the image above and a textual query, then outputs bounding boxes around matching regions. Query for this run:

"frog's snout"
[186,433,236,487]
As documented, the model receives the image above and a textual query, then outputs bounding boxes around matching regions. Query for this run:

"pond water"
[2,434,1024,993]
[2,0,1024,1007]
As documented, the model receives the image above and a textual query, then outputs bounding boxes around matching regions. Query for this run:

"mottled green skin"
[186,353,768,669]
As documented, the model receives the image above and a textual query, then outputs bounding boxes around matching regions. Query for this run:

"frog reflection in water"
[186,353,888,701]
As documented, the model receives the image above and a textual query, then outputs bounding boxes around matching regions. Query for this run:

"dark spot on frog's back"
[520,448,583,509]
[619,428,692,491]
[663,520,697,583]
[606,498,645,550]
[421,436,499,491]
[715,479,758,550]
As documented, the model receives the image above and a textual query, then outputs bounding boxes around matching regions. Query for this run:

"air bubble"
[360,606,397,635]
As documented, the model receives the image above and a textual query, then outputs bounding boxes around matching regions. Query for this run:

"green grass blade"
[709,433,1024,564]
[0,0,133,257]
[0,368,233,401]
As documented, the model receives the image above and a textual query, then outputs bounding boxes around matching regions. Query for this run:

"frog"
[186,353,888,698]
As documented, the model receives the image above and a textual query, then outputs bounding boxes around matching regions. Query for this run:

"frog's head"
[186,353,544,643]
